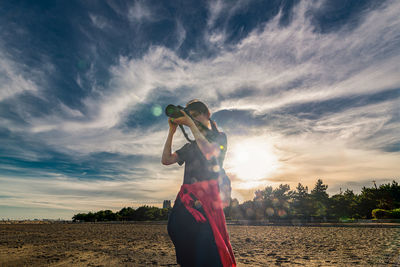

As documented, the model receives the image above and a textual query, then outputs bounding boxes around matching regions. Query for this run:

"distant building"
[163,200,171,209]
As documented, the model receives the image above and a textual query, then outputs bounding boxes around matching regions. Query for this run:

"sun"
[226,138,279,181]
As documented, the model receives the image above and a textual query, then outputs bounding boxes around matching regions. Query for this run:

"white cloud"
[207,0,225,28]
[266,134,400,184]
[0,52,38,102]
[175,20,186,49]
[89,13,110,29]
[128,1,153,22]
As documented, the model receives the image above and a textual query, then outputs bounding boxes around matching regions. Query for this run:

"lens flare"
[212,165,220,172]
[151,105,162,117]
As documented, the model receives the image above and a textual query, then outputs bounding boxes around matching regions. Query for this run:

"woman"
[162,100,236,267]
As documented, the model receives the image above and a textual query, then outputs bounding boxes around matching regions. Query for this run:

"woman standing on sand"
[162,100,236,267]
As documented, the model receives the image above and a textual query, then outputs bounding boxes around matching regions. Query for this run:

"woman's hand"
[168,117,178,134]
[172,110,195,128]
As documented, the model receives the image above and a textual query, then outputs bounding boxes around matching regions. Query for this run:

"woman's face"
[189,110,210,129]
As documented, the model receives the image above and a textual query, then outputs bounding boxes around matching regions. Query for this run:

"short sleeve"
[175,143,191,166]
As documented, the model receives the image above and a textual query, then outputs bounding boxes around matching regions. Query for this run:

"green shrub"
[372,209,391,219]
[390,208,400,218]
[339,217,355,223]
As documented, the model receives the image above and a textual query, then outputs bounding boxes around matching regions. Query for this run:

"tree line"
[72,206,169,222]
[224,179,400,221]
[72,179,399,222]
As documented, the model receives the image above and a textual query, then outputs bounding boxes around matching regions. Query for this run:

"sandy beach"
[1,222,399,266]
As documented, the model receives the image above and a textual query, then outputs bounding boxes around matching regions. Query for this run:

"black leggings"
[167,198,223,267]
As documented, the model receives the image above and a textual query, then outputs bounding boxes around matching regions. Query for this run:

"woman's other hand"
[168,117,178,134]
[172,110,195,127]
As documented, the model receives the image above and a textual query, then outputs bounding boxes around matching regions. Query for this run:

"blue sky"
[0,0,399,219]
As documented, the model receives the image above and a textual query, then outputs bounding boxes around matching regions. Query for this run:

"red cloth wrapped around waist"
[176,179,236,267]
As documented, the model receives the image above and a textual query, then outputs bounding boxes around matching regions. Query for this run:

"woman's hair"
[186,99,210,118]
[185,99,219,133]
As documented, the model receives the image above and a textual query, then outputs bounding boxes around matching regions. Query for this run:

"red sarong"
[177,179,236,267]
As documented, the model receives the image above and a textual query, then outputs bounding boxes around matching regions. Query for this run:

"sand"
[1,222,399,266]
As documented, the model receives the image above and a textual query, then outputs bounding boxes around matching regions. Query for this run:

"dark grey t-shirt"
[176,132,227,184]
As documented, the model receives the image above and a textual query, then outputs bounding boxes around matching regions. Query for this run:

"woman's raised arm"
[161,118,180,165]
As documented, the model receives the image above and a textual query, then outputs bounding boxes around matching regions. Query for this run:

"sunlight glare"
[227,138,279,181]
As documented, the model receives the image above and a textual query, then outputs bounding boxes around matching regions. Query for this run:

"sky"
[0,0,399,220]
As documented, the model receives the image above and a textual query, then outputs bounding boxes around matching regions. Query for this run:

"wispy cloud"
[21,0,400,136]
[128,1,154,23]
[89,13,110,30]
[0,51,39,102]
[0,172,181,214]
